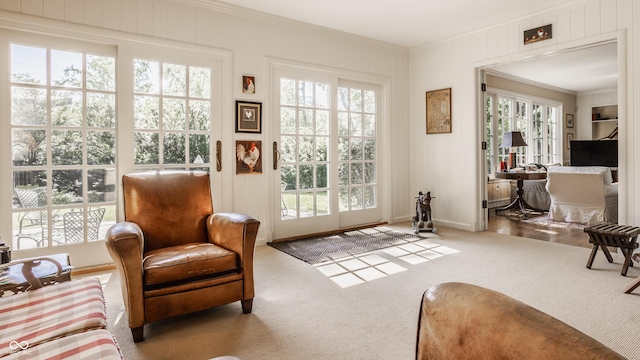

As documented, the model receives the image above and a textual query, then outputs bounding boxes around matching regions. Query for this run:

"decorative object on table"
[501,131,527,169]
[524,24,552,44]
[412,191,437,234]
[425,88,451,134]
[0,253,72,297]
[243,75,255,94]
[0,242,10,264]
[235,100,262,133]
[567,133,573,149]
[566,113,574,128]
[236,140,262,174]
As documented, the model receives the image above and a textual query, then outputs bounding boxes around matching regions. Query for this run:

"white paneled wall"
[0,0,410,247]
[411,0,636,231]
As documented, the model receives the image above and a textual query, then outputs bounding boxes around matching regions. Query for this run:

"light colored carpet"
[85,223,640,360]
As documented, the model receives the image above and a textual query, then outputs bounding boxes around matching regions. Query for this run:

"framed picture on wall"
[236,140,262,174]
[426,87,452,134]
[566,114,574,128]
[235,101,262,133]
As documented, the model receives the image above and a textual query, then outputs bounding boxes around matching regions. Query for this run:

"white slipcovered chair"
[545,166,618,225]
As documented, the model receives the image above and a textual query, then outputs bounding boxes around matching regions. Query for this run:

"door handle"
[216,141,222,172]
[273,141,280,170]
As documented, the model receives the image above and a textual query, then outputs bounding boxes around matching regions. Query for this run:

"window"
[337,86,377,211]
[133,59,212,171]
[486,90,560,174]
[9,39,117,249]
[279,78,331,218]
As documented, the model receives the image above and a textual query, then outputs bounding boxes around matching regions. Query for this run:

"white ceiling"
[490,42,618,93]
[213,0,618,93]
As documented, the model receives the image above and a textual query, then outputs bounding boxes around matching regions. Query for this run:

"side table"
[494,171,547,218]
[0,253,72,297]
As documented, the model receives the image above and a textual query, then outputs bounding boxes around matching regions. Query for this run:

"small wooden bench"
[584,224,640,276]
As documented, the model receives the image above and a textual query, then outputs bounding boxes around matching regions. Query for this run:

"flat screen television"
[570,140,618,167]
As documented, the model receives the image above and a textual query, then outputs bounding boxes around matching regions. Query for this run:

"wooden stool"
[584,224,640,276]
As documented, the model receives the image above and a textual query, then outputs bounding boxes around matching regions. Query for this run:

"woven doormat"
[268,227,422,264]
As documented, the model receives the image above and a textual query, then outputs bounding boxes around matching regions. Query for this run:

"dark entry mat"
[268,227,422,264]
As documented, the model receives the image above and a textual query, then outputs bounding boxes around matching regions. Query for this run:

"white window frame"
[486,88,561,175]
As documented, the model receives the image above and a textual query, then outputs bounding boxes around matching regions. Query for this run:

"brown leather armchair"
[105,171,260,342]
[416,282,624,359]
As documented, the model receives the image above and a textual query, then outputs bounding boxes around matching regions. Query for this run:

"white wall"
[0,0,410,260]
[410,0,636,231]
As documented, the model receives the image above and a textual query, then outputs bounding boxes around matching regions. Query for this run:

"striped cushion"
[3,329,122,360]
[0,277,107,357]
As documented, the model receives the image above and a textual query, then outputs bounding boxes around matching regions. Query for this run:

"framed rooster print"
[236,140,262,174]
[236,100,262,133]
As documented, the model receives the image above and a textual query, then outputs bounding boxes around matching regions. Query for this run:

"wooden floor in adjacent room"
[487,212,592,249]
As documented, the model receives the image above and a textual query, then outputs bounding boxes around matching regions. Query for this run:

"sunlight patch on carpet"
[316,236,458,288]
[269,227,460,288]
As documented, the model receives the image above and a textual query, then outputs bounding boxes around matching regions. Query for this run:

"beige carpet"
[85,223,640,360]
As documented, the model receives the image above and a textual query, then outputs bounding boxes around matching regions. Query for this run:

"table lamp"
[501,131,527,169]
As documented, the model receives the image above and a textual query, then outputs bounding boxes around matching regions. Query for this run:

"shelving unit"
[592,105,618,140]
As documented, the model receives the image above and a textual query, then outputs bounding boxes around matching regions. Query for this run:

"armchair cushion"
[143,242,237,286]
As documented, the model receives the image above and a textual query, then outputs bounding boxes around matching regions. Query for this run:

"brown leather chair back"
[123,171,213,252]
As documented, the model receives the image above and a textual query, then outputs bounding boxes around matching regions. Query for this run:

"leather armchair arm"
[105,221,145,329]
[207,213,260,298]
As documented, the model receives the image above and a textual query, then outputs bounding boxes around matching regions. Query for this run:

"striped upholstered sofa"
[0,257,122,359]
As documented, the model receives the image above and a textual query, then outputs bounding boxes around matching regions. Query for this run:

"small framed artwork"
[426,87,452,134]
[243,76,255,94]
[236,101,262,133]
[566,113,574,128]
[567,133,573,149]
[524,24,552,45]
[236,140,262,174]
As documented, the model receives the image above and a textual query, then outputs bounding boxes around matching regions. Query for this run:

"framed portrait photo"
[236,100,262,133]
[566,113,574,128]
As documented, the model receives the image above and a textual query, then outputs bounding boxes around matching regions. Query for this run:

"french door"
[272,69,384,239]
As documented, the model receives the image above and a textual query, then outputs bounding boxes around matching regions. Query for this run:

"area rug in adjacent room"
[522,213,587,230]
[268,227,423,264]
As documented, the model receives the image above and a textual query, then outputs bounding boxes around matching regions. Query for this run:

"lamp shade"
[501,131,528,147]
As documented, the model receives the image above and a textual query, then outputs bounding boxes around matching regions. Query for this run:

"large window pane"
[13,129,47,166]
[134,59,212,172]
[11,87,46,125]
[9,41,117,250]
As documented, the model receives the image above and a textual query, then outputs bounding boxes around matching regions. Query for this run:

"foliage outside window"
[10,43,116,249]
[133,59,212,172]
